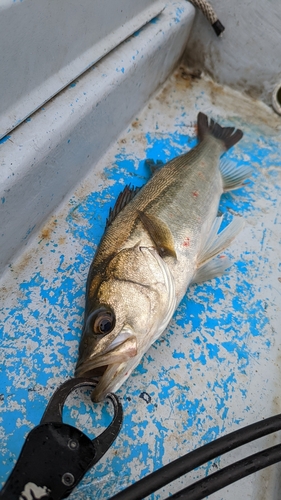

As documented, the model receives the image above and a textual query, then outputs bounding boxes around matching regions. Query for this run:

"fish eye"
[88,306,116,336]
[93,313,114,335]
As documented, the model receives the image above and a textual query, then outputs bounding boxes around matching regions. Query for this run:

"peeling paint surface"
[1,69,281,499]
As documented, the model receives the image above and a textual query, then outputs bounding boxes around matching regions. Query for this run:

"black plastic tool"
[0,378,123,500]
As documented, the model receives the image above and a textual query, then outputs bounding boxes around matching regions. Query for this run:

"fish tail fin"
[197,112,243,150]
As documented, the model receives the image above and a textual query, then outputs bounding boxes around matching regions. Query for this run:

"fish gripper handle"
[0,378,123,500]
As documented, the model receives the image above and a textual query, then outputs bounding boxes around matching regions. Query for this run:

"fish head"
[75,245,175,401]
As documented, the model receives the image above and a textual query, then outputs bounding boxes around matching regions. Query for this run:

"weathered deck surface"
[1,68,281,499]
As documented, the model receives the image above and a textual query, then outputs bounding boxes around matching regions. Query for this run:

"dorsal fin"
[106,185,141,228]
[144,158,164,176]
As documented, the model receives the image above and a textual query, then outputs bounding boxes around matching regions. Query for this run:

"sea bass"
[75,112,251,401]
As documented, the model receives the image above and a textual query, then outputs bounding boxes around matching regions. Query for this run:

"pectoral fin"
[137,210,177,259]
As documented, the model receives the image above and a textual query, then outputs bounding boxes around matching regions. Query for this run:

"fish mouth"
[75,336,137,401]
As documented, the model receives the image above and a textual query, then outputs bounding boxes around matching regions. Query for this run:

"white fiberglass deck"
[1,68,281,499]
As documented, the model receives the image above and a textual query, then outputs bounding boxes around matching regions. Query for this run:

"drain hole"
[277,87,281,106]
[272,83,281,115]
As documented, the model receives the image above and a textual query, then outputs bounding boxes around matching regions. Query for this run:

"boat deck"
[1,67,281,499]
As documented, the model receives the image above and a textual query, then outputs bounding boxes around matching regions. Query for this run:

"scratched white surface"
[0,1,195,273]
[0,0,166,139]
[1,69,281,499]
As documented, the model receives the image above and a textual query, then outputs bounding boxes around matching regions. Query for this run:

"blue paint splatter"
[0,135,11,145]
[150,16,161,24]
[133,29,141,37]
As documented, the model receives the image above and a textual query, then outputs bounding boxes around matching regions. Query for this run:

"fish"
[75,112,252,401]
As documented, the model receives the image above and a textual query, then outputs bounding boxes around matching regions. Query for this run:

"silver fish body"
[75,112,251,401]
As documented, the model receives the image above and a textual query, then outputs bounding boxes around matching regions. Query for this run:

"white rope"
[188,0,225,36]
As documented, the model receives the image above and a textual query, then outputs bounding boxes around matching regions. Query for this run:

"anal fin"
[137,210,177,259]
[220,160,252,192]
